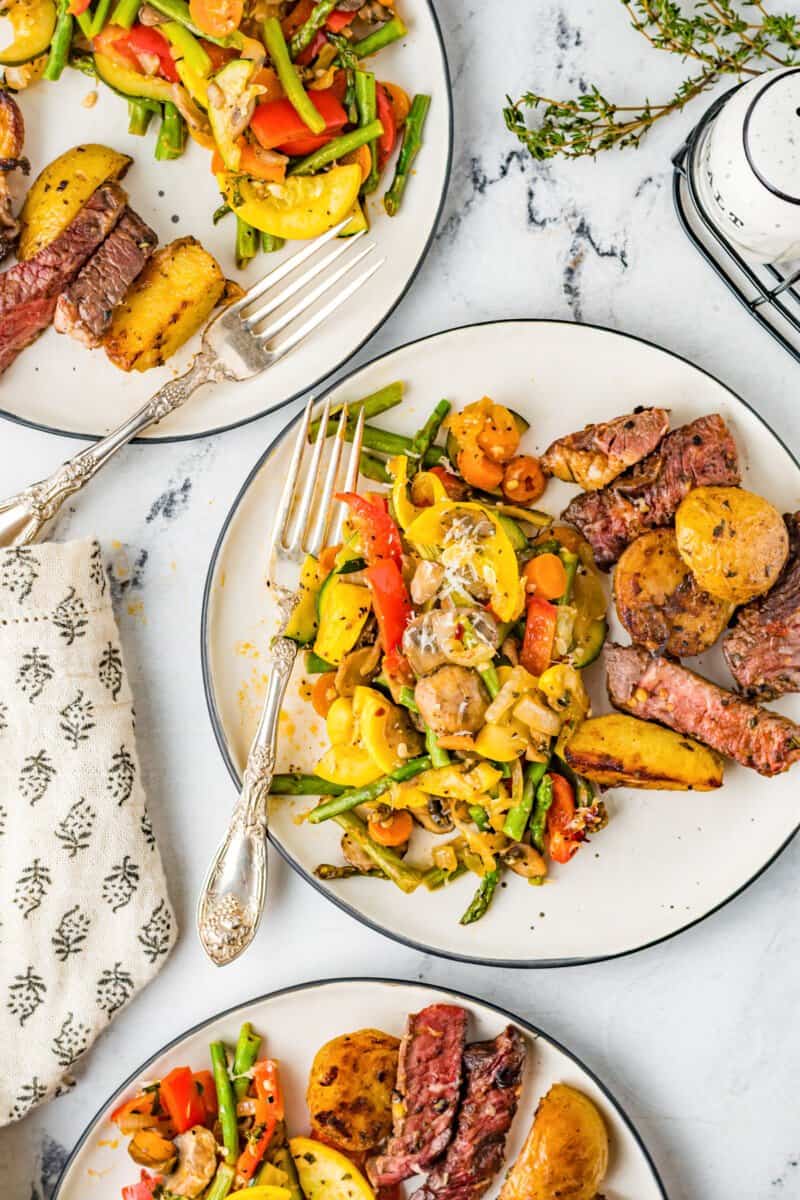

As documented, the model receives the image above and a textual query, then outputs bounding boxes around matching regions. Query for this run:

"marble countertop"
[2,3,800,1197]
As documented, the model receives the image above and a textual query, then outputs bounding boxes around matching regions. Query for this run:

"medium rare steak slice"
[724,512,800,700]
[0,181,127,373]
[367,1004,468,1189]
[563,414,740,568]
[410,1026,526,1200]
[606,643,800,777]
[54,207,157,347]
[541,406,670,491]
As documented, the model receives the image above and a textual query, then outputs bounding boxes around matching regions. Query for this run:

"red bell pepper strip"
[520,595,557,676]
[326,8,356,31]
[253,1058,285,1120]
[545,773,583,864]
[93,23,141,68]
[375,83,397,165]
[251,88,347,153]
[159,1066,207,1134]
[236,1057,285,1179]
[122,1171,162,1200]
[192,1070,217,1119]
[365,558,412,659]
[125,23,180,81]
[336,493,404,567]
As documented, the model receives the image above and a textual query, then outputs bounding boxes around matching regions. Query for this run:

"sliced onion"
[484,666,536,724]
[513,694,563,737]
[236,1098,257,1117]
[509,757,524,813]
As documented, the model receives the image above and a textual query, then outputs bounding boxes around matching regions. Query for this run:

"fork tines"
[275,397,365,559]
[229,222,384,365]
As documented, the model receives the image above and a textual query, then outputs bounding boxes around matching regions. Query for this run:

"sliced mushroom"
[410,559,444,606]
[335,642,381,697]
[0,91,25,261]
[402,609,498,676]
[341,832,376,873]
[412,795,454,834]
[501,842,547,879]
[414,666,489,737]
[162,1126,217,1198]
[128,1130,177,1172]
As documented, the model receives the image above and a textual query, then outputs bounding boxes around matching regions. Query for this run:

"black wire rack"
[673,82,800,363]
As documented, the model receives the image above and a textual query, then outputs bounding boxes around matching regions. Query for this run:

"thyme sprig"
[504,1,800,160]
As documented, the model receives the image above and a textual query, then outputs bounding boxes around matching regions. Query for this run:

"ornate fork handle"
[0,347,229,549]
[197,628,298,966]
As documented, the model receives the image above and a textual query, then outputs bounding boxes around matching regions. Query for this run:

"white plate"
[53,977,666,1199]
[0,3,451,441]
[202,320,800,966]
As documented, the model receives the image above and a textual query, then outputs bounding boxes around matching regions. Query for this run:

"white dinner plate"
[0,2,451,441]
[53,977,667,1199]
[202,320,800,966]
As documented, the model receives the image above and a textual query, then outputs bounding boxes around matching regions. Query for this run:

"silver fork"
[196,398,365,965]
[0,220,382,548]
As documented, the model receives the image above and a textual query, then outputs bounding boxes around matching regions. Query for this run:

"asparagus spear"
[270,773,345,795]
[210,1042,239,1165]
[127,98,159,136]
[425,725,450,769]
[354,69,380,194]
[155,102,186,160]
[315,863,387,880]
[109,0,139,27]
[384,94,431,216]
[289,0,337,59]
[309,381,404,441]
[359,452,391,483]
[213,202,232,224]
[351,15,407,56]
[263,17,325,134]
[232,1021,262,1100]
[89,0,113,36]
[334,810,423,892]
[503,758,549,841]
[288,119,383,176]
[460,869,500,925]
[205,1164,235,1200]
[235,215,259,268]
[530,772,554,852]
[309,755,432,822]
[261,232,285,253]
[409,399,451,466]
[162,19,212,73]
[43,1,74,82]
[424,861,468,890]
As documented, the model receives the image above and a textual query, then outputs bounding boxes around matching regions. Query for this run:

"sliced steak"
[724,512,800,699]
[367,1004,468,1189]
[410,1026,526,1200]
[542,406,670,491]
[605,643,800,777]
[563,414,741,568]
[54,207,157,347]
[0,181,127,373]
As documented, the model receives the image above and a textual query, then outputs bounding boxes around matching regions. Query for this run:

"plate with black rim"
[53,977,667,1199]
[0,0,451,442]
[201,319,800,966]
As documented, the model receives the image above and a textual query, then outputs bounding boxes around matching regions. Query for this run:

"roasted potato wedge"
[18,143,132,260]
[614,528,734,657]
[499,1083,608,1200]
[565,713,724,790]
[675,485,789,605]
[307,1028,399,1153]
[104,237,224,372]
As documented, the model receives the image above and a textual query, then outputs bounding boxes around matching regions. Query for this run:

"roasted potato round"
[675,486,789,605]
[307,1028,399,1153]
[614,527,734,657]
[499,1083,608,1200]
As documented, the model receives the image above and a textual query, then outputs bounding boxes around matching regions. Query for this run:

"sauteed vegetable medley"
[270,387,610,924]
[0,0,428,262]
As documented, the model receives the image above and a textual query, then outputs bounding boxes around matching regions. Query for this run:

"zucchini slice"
[0,0,57,65]
[94,51,175,102]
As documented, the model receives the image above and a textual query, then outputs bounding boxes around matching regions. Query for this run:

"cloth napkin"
[0,537,177,1126]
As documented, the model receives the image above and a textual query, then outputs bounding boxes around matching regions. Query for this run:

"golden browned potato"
[675,486,789,605]
[307,1029,399,1153]
[499,1083,609,1200]
[565,713,724,790]
[104,238,225,372]
[614,528,734,657]
[19,144,132,260]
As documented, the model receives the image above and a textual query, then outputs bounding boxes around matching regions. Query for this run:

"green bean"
[88,0,113,36]
[155,102,186,160]
[334,811,423,892]
[263,16,325,133]
[270,773,344,795]
[232,1021,262,1099]
[127,98,158,136]
[503,759,549,841]
[310,381,404,442]
[359,452,391,483]
[289,0,337,59]
[210,1042,239,1165]
[109,0,140,28]
[205,1163,235,1200]
[460,869,499,925]
[354,69,380,194]
[162,20,212,74]
[351,14,407,56]
[469,804,490,831]
[288,119,383,176]
[410,399,451,465]
[261,232,286,253]
[384,93,430,216]
[235,215,258,269]
[310,755,432,823]
[75,8,92,36]
[530,772,554,853]
[398,685,418,712]
[424,725,450,769]
[44,2,74,82]
[478,663,501,699]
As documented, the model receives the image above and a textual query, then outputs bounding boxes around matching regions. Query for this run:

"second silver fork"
[196,397,365,966]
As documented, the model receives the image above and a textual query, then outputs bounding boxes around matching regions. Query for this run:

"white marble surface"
[2,2,800,1197]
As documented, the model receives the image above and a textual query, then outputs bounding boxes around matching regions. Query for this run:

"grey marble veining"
[2,3,800,1198]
